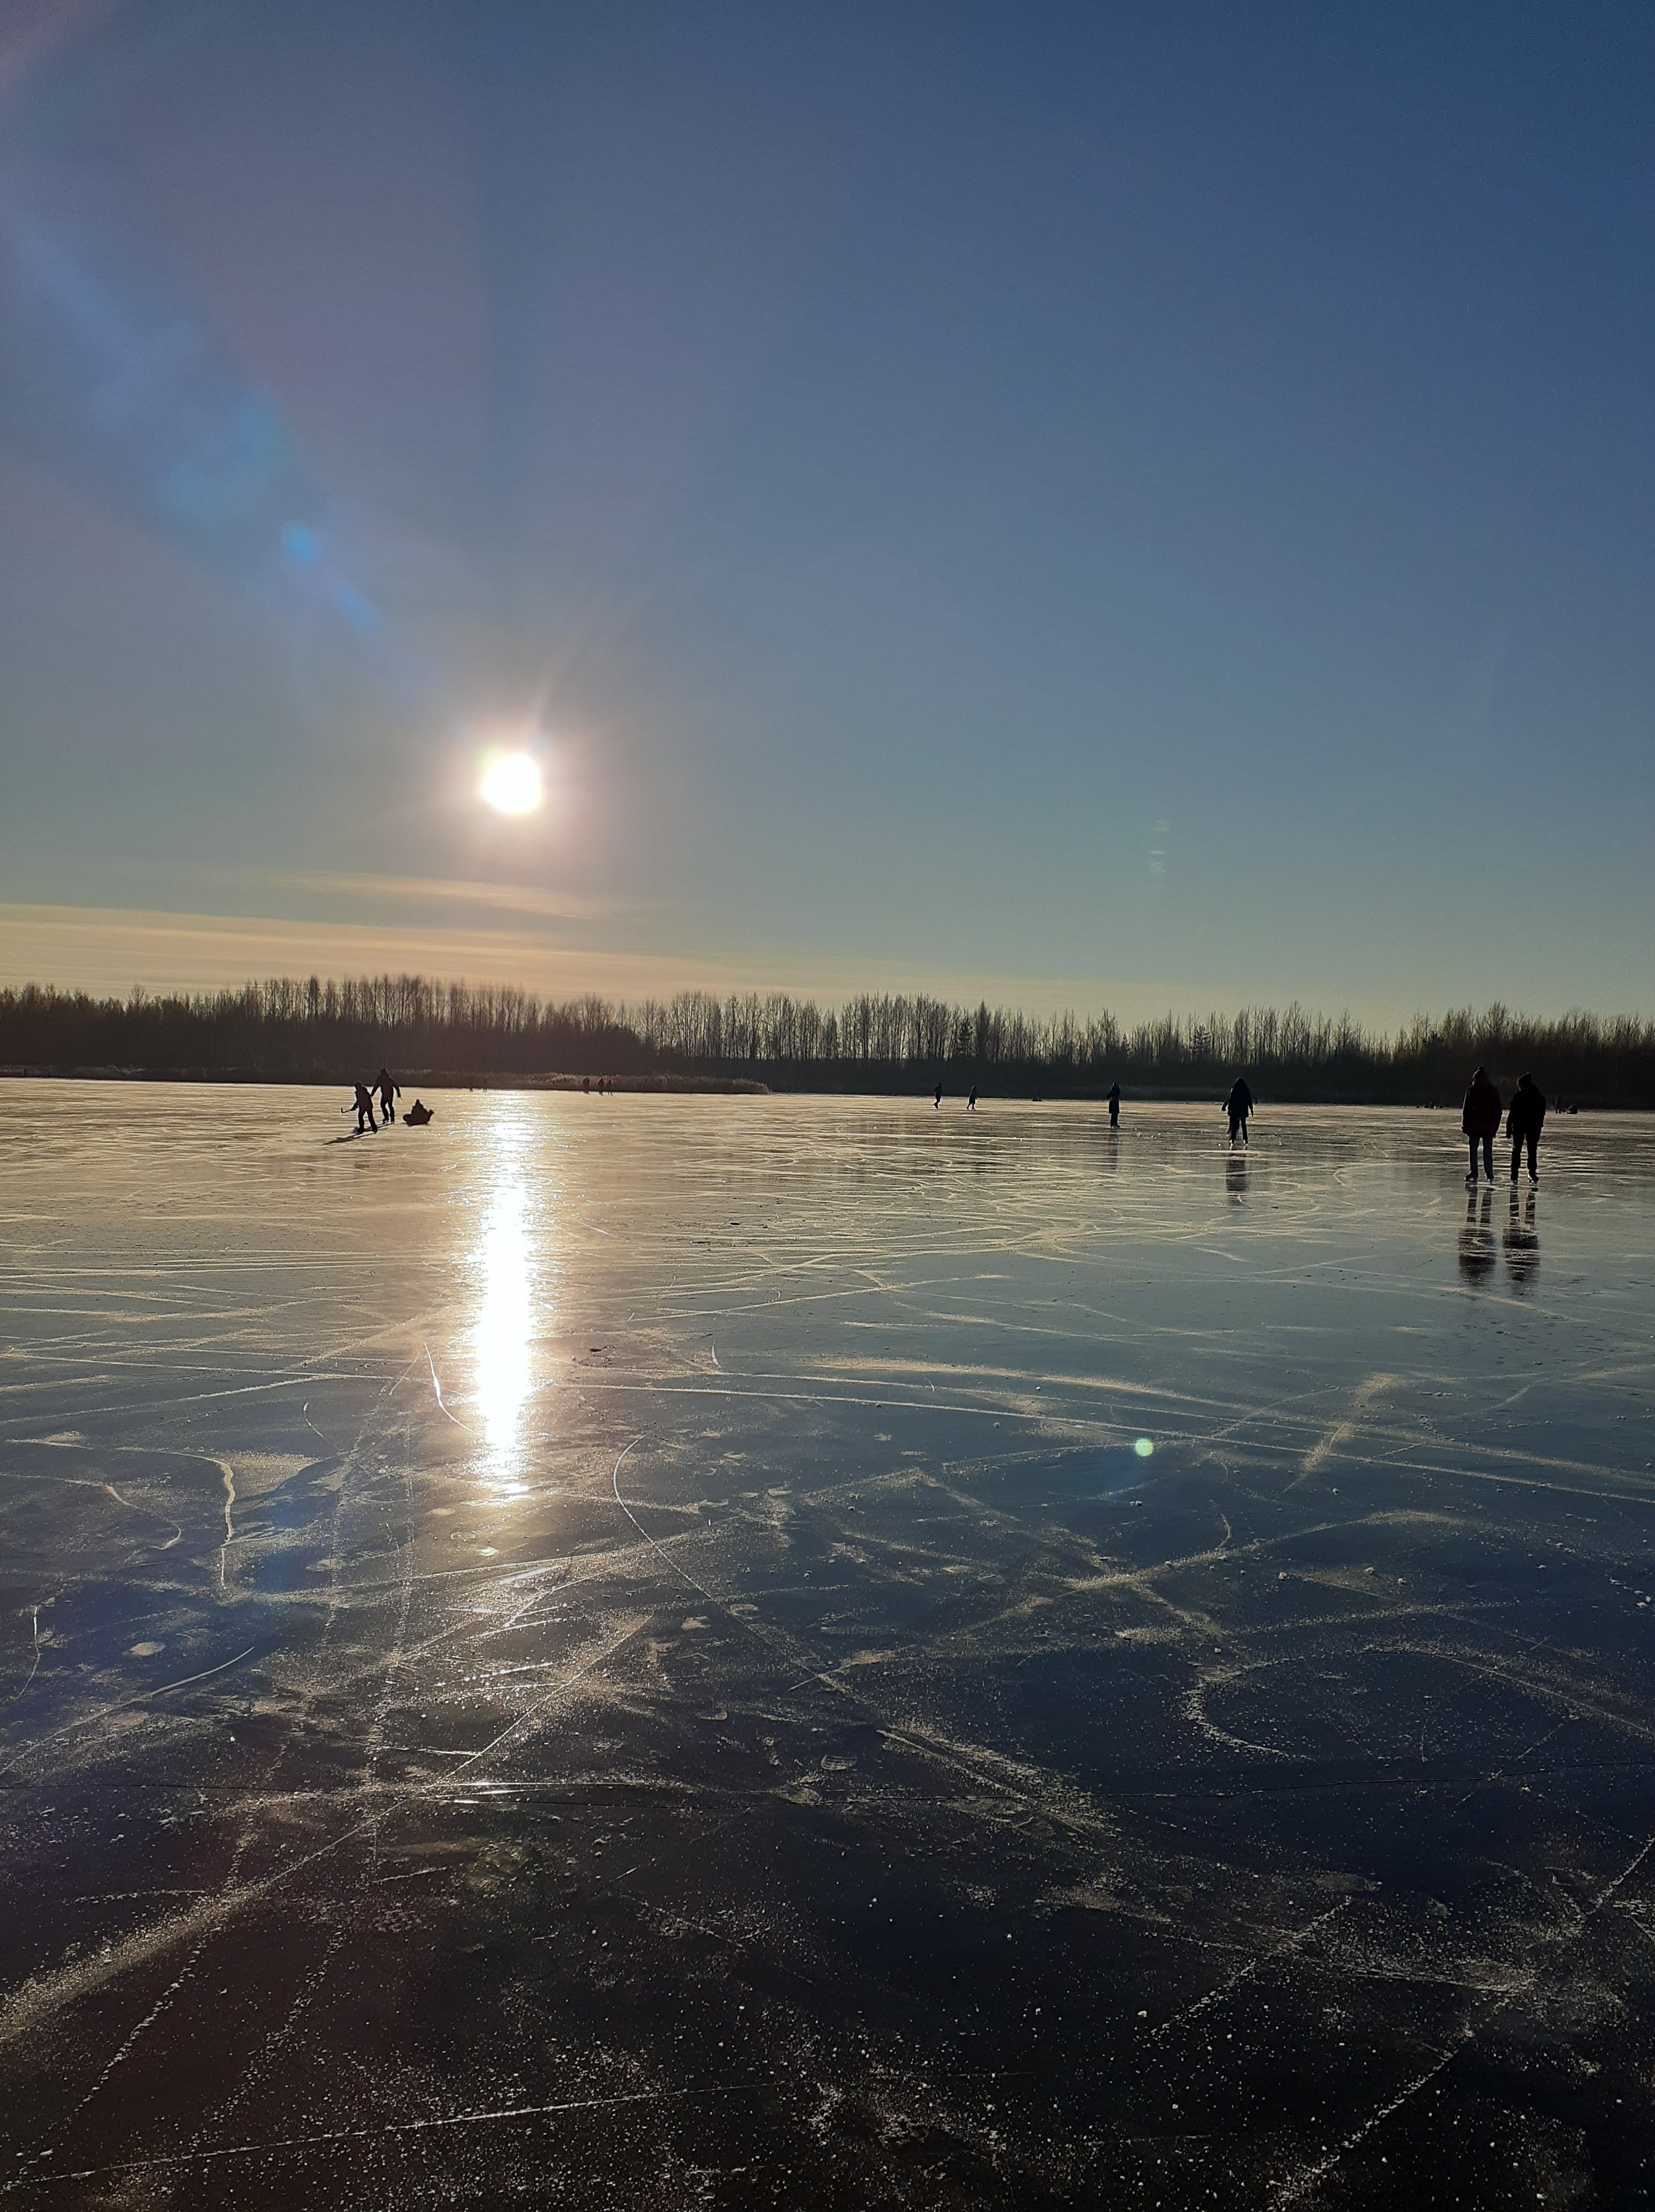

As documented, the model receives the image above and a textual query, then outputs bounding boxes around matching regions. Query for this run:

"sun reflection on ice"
[474,1180,535,1491]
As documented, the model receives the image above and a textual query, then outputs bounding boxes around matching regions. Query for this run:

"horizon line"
[6,968,1652,1052]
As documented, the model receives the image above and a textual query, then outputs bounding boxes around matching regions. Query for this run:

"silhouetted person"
[1107,1082,1121,1128]
[934,1082,942,1109]
[1225,1076,1253,1147]
[377,1066,399,1125]
[967,1086,978,1111]
[1461,1065,1502,1182]
[404,1098,433,1126]
[583,1075,591,1094]
[1507,1072,1546,1184]
[352,1081,377,1133]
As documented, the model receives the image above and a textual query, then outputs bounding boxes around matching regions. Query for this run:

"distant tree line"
[1,977,1652,1105]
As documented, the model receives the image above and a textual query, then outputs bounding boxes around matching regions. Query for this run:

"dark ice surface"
[3,1085,1654,2209]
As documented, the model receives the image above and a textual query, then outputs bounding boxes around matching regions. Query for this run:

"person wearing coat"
[1461,1066,1503,1182]
[1225,1076,1254,1146]
[1506,1072,1547,1185]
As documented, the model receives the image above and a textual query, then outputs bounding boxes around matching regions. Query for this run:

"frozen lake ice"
[2,1083,1654,2207]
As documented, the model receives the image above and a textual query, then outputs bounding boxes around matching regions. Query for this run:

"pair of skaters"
[1462,1067,1545,1185]
[352,1066,398,1131]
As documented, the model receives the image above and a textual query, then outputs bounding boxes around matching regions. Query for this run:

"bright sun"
[480,753,543,816]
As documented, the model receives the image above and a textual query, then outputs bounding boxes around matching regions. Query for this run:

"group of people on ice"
[1221,1062,1548,1185]
[342,1059,1547,1181]
[1220,1066,1545,1182]
[1214,1066,1546,1182]
[351,1067,433,1132]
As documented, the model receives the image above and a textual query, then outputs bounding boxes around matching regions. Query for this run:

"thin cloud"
[0,900,1222,1020]
[264,873,630,924]
[0,903,778,1003]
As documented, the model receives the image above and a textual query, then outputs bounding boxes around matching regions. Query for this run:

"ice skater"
[1461,1065,1502,1182]
[1224,1075,1253,1147]
[934,1082,943,1109]
[377,1066,400,1126]
[1107,1082,1121,1128]
[967,1086,978,1111]
[1506,1071,1546,1184]
[352,1080,377,1133]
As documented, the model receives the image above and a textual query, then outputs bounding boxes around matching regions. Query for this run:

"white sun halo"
[480,753,543,815]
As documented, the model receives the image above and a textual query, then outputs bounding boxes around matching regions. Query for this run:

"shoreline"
[0,1066,1620,1110]
[0,1066,771,1096]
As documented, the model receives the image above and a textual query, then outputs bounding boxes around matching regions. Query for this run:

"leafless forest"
[2,977,1651,1103]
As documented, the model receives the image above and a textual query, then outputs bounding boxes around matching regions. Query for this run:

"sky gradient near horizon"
[2,0,1653,1027]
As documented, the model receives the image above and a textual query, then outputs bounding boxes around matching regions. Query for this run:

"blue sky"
[2,0,1652,1023]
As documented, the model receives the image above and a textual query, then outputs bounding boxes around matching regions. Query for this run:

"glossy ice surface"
[3,1085,1654,2209]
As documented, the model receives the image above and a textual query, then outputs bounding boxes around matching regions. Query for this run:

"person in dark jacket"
[1225,1077,1254,1146]
[1107,1082,1121,1128]
[1506,1072,1546,1185]
[376,1066,400,1126]
[1461,1065,1502,1182]
[352,1081,377,1133]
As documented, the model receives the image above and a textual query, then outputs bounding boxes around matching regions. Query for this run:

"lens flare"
[480,753,542,814]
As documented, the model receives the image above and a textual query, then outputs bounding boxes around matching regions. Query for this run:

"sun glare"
[480,753,543,815]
